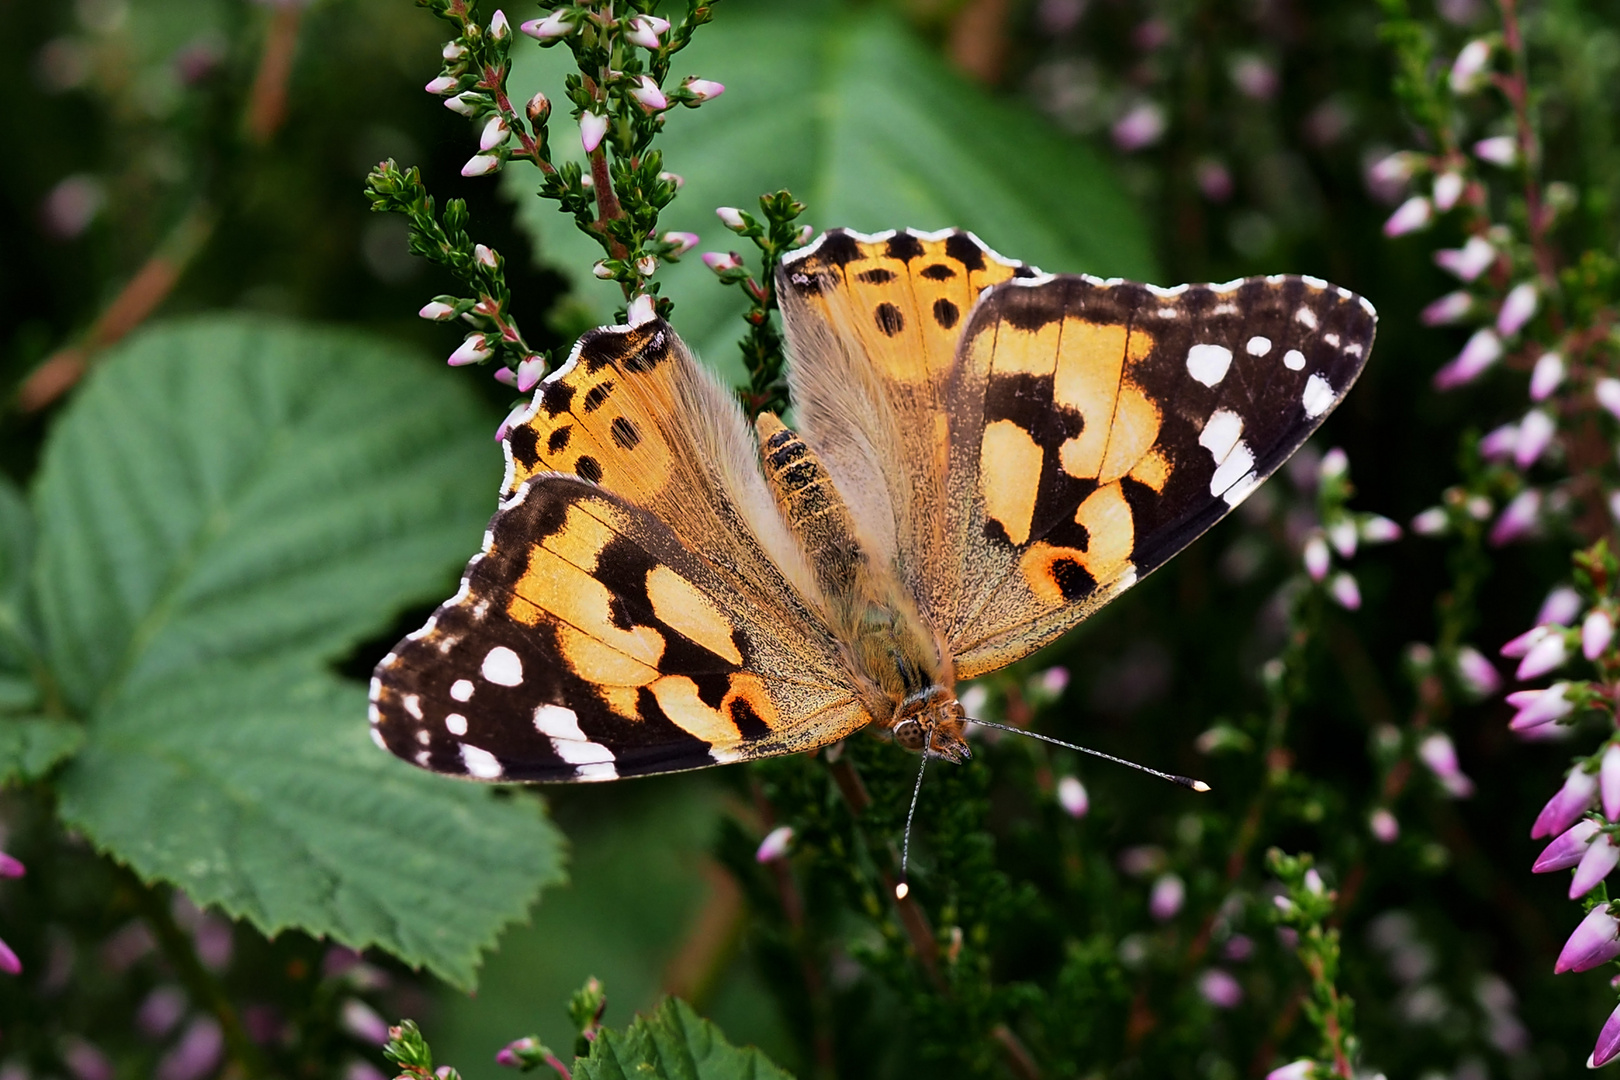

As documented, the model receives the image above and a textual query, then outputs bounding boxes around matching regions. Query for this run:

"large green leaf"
[38,316,566,989]
[573,998,796,1080]
[0,718,84,787]
[504,3,1157,382]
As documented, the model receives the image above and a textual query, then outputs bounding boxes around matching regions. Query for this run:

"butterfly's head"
[890,689,971,763]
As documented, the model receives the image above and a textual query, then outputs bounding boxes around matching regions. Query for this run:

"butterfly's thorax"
[756,413,957,737]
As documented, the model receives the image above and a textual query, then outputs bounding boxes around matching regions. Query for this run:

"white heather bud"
[635,255,658,276]
[1585,609,1615,661]
[449,334,492,366]
[625,15,666,49]
[702,251,742,274]
[520,11,574,40]
[1329,571,1362,611]
[628,75,668,112]
[658,170,685,188]
[1420,290,1473,326]
[1303,534,1331,581]
[461,153,500,177]
[592,260,614,279]
[796,224,814,246]
[1319,447,1349,481]
[1368,150,1419,187]
[480,114,510,151]
[1496,282,1539,336]
[442,41,467,61]
[1434,235,1496,281]
[755,825,793,863]
[489,9,510,40]
[1411,507,1449,536]
[419,301,455,321]
[1359,514,1402,544]
[1433,328,1503,390]
[1596,379,1620,422]
[716,206,747,231]
[1450,38,1493,93]
[579,111,608,153]
[626,294,657,327]
[1474,135,1518,166]
[515,356,545,392]
[682,77,726,102]
[525,91,551,125]
[1383,195,1433,237]
[1529,352,1565,401]
[1369,809,1399,844]
[1327,518,1358,559]
[1514,409,1555,469]
[662,231,699,255]
[1432,170,1465,211]
[445,93,480,116]
[474,244,497,268]
[425,75,457,95]
[1057,775,1089,818]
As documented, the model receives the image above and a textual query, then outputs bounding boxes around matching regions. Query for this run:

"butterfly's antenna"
[894,751,929,901]
[965,718,1211,792]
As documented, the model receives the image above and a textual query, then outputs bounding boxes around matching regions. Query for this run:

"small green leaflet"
[574,998,796,1080]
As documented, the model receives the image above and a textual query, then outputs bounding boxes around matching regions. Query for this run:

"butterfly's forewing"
[945,273,1376,675]
[370,324,870,781]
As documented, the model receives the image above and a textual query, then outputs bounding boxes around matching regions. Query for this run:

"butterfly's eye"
[893,717,927,751]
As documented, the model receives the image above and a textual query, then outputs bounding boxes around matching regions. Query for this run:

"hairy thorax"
[756,413,971,762]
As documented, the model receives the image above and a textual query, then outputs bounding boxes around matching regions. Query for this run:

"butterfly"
[369,228,1376,784]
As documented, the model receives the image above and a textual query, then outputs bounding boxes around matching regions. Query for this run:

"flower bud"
[1303,534,1330,581]
[1368,151,1419,188]
[493,366,517,387]
[1516,627,1568,679]
[635,255,658,276]
[442,41,467,61]
[682,77,726,102]
[1319,447,1349,481]
[579,111,608,153]
[1479,422,1518,461]
[449,335,492,366]
[658,170,685,188]
[526,91,551,125]
[475,244,497,268]
[425,75,458,95]
[1538,586,1584,627]
[1057,775,1089,818]
[629,75,668,112]
[1556,905,1620,973]
[1572,832,1620,898]
[1327,518,1357,558]
[341,999,390,1045]
[445,92,481,116]
[592,260,614,280]
[702,251,743,273]
[1585,610,1614,660]
[1508,682,1574,735]
[1329,571,1361,611]
[1454,645,1501,698]
[625,15,667,49]
[1384,195,1433,236]
[1411,507,1449,535]
[1449,38,1493,93]
[1112,101,1167,152]
[1197,968,1243,1009]
[1265,1061,1315,1080]
[796,224,815,246]
[461,153,501,177]
[1529,351,1564,401]
[1496,281,1539,337]
[1434,328,1503,390]
[1432,170,1465,211]
[489,10,510,40]
[1434,235,1495,281]
[520,11,574,40]
[495,401,529,443]
[419,300,456,321]
[755,824,793,862]
[1603,745,1620,823]
[1474,135,1518,166]
[716,206,747,231]
[1596,1001,1620,1068]
[662,231,699,255]
[1149,873,1185,921]
[1418,732,1473,797]
[1420,290,1473,326]
[516,356,545,393]
[0,935,18,976]
[480,114,510,151]
[1514,409,1555,469]
[1370,808,1399,843]
[1596,379,1620,421]
[626,294,657,327]
[1534,819,1599,871]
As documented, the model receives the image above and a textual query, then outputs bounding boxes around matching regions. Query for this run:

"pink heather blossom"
[659,170,685,187]
[1530,352,1565,400]
[425,75,457,95]
[1454,645,1502,697]
[629,75,668,112]
[63,1038,113,1080]
[702,251,742,273]
[626,294,657,327]
[580,111,608,153]
[1421,290,1473,325]
[1303,534,1330,581]
[1479,422,1518,461]
[493,366,517,387]
[1503,625,1554,660]
[443,41,467,61]
[1418,732,1473,797]
[1572,832,1620,897]
[496,1036,542,1068]
[1434,235,1496,281]
[1432,170,1465,211]
[1329,571,1362,611]
[1149,873,1185,920]
[1497,282,1539,336]
[341,999,390,1045]
[1197,968,1244,1009]
[1585,610,1615,660]
[461,153,500,177]
[346,1063,388,1080]
[1057,775,1089,818]
[716,206,747,231]
[1319,447,1349,481]
[1593,1000,1620,1067]
[1196,158,1234,202]
[445,93,480,116]
[1359,514,1402,543]
[1435,328,1504,389]
[1513,410,1555,468]
[1475,134,1519,166]
[494,402,529,443]
[1603,746,1620,822]
[1596,378,1620,421]
[520,11,574,40]
[479,114,509,151]
[1112,101,1167,152]
[1229,55,1278,100]
[662,231,699,255]
[1040,666,1070,695]
[1327,518,1358,558]
[137,984,187,1038]
[755,825,794,862]
[488,10,509,39]
[1411,507,1449,535]
[1509,682,1575,734]
[1384,195,1433,236]
[448,335,492,366]
[1534,819,1600,872]
[516,356,545,393]
[0,935,18,975]
[156,1017,224,1080]
[475,244,497,268]
[1265,1060,1315,1080]
[1370,808,1400,843]
[419,300,455,321]
[1516,627,1569,679]
[1368,150,1419,190]
[1223,934,1255,962]
[682,77,725,102]
[1488,488,1541,546]
[1556,905,1620,972]
[625,15,668,49]
[1539,585,1584,627]
[795,224,815,246]
[1450,38,1493,92]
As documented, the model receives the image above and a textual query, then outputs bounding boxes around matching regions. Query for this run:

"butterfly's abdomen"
[756,413,870,599]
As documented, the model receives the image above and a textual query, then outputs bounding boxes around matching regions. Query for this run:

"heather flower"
[628,76,668,112]
[1529,351,1565,400]
[715,206,747,231]
[1533,819,1599,872]
[1370,808,1400,843]
[495,402,529,442]
[662,231,699,255]
[1433,170,1465,210]
[1418,732,1473,797]
[1057,775,1089,818]
[1487,488,1540,546]
[682,77,725,102]
[1454,645,1501,697]
[1449,38,1493,92]
[461,153,500,177]
[1411,506,1449,535]
[1112,101,1167,151]
[63,1038,113,1080]
[444,93,480,116]
[626,294,657,326]
[418,300,455,321]
[1513,409,1554,468]
[1597,378,1620,421]
[1572,832,1620,897]
[1478,422,1517,461]
[449,335,492,366]
[137,984,188,1038]
[516,356,545,393]
[1603,746,1620,822]
[1319,447,1349,480]
[520,11,574,40]
[479,115,509,151]
[1149,873,1185,920]
[1359,514,1402,543]
[1265,1061,1314,1080]
[156,1017,224,1080]
[1384,195,1433,236]
[1538,585,1584,627]
[0,935,18,976]
[579,111,608,153]
[1585,609,1614,660]
[1595,1000,1620,1066]
[702,251,742,273]
[1434,235,1496,281]
[341,999,390,1045]
[624,15,668,49]
[493,367,517,387]
[1229,55,1278,100]
[1474,134,1519,166]
[755,825,793,862]
[1435,328,1503,389]
[1327,518,1357,558]
[1197,967,1243,1008]
[1515,627,1568,679]
[1496,281,1538,336]
[1368,150,1419,190]
[1420,290,1473,325]
[1303,534,1330,581]
[592,260,613,279]
[1508,682,1574,735]
[424,75,457,95]
[1329,571,1361,611]
[526,91,551,125]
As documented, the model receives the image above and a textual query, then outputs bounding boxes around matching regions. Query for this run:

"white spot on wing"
[1210,441,1256,497]
[1302,275,1328,290]
[553,738,615,765]
[1186,343,1234,387]
[1323,332,1340,347]
[415,750,432,766]
[1295,306,1319,329]
[370,727,387,750]
[368,702,380,725]
[482,645,523,686]
[1199,410,1245,463]
[1211,303,1239,316]
[1345,343,1364,358]
[534,703,586,741]
[417,729,431,745]
[573,761,618,781]
[445,713,468,736]
[460,744,504,779]
[404,694,423,720]
[1246,335,1272,357]
[1223,470,1262,507]
[451,679,474,702]
[1284,349,1306,371]
[1302,373,1336,417]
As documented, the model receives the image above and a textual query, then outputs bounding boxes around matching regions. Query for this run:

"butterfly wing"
[370,322,869,781]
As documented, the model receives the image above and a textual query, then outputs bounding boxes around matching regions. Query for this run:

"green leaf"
[573,998,796,1080]
[37,316,566,989]
[57,665,563,990]
[0,718,85,787]
[505,2,1156,381]
[0,473,39,674]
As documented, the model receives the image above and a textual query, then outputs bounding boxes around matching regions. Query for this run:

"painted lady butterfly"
[369,228,1375,784]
